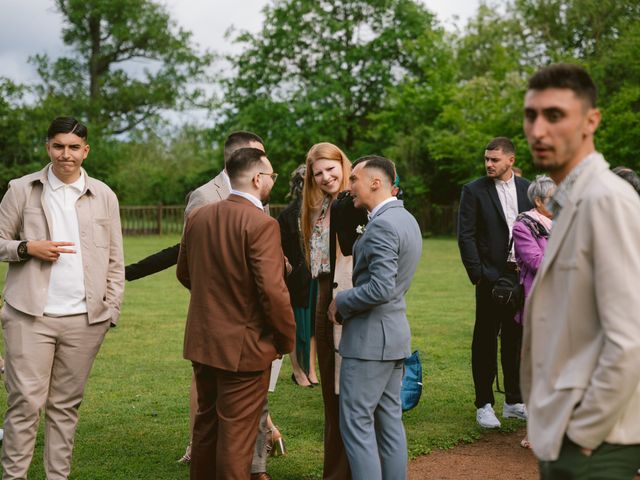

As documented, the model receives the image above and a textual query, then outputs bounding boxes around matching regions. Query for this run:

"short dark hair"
[47,117,88,141]
[528,63,597,108]
[353,155,396,185]
[613,166,640,195]
[226,147,267,181]
[485,137,515,155]
[224,131,264,163]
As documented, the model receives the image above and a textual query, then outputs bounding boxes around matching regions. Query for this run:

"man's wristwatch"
[17,241,30,260]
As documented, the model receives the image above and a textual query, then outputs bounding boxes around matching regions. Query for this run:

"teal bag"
[400,350,423,412]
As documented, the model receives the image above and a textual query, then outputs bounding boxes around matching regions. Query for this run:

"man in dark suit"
[457,137,533,428]
[177,147,295,480]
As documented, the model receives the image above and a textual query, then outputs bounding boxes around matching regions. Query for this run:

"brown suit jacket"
[177,194,295,372]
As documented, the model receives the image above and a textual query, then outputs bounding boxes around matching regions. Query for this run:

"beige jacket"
[0,165,124,325]
[184,170,230,219]
[184,170,270,219]
[521,154,640,460]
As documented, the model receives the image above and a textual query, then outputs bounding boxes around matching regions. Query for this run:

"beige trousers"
[1,303,109,480]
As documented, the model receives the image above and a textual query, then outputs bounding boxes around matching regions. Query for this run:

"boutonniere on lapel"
[356,224,366,235]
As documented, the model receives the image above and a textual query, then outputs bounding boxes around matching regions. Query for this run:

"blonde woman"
[301,143,360,479]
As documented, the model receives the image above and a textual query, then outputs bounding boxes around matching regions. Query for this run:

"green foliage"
[3,0,640,205]
[216,0,446,202]
[107,126,218,204]
[32,0,213,135]
[0,79,53,192]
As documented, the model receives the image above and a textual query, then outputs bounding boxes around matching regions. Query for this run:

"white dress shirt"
[494,172,518,261]
[230,189,264,210]
[43,167,87,316]
[368,196,397,220]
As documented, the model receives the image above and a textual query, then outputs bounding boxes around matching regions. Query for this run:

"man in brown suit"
[177,147,295,480]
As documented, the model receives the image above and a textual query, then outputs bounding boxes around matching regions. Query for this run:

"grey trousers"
[251,400,271,473]
[339,357,407,480]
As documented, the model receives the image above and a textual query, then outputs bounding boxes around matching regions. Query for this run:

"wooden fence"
[120,202,457,236]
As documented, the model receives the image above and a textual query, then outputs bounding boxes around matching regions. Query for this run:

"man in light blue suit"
[329,156,422,480]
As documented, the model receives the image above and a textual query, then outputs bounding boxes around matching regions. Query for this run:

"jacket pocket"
[22,207,48,240]
[93,218,109,248]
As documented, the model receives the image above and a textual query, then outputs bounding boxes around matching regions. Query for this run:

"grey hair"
[527,175,556,204]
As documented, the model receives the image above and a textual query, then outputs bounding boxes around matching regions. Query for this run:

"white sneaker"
[476,403,501,428]
[503,402,528,420]
[0,428,3,442]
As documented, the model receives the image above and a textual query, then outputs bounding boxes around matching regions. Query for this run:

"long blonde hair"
[300,142,351,264]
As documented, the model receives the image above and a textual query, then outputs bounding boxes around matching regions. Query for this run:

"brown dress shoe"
[250,473,272,480]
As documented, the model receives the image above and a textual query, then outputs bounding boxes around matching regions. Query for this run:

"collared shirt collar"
[493,170,515,188]
[368,196,397,220]
[47,165,85,193]
[230,189,264,210]
[548,152,600,217]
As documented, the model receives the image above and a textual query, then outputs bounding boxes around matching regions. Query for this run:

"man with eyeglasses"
[124,131,278,479]
[178,147,294,479]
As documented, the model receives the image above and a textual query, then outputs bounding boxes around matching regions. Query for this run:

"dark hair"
[47,117,88,141]
[226,147,267,181]
[485,137,515,155]
[353,155,396,185]
[613,166,640,195]
[528,63,597,108]
[224,131,264,163]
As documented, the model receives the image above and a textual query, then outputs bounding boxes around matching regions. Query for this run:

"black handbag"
[491,237,524,309]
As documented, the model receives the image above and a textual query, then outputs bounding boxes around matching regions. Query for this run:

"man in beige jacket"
[0,117,124,479]
[521,64,640,478]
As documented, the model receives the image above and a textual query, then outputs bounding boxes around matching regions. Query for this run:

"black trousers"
[472,274,523,408]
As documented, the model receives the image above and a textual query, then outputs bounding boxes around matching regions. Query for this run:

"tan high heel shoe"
[177,442,192,464]
[269,426,286,457]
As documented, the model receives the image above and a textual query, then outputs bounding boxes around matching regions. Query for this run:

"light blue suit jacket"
[335,199,422,361]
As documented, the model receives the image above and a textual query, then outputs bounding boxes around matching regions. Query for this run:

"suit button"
[332,282,338,289]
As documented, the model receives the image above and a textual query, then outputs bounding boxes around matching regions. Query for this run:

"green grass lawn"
[0,236,522,479]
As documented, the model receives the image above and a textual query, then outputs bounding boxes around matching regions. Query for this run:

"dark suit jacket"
[177,194,295,372]
[329,191,369,280]
[125,243,180,281]
[457,175,533,284]
[277,199,311,308]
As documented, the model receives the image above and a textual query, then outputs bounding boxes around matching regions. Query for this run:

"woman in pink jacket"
[513,175,555,324]
[513,175,555,449]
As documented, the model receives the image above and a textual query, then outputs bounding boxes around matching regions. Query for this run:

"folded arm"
[335,221,398,318]
[513,220,545,273]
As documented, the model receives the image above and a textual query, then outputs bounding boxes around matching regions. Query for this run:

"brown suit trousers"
[190,363,270,480]
[316,274,352,480]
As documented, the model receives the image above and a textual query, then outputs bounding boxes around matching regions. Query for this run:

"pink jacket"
[513,211,550,324]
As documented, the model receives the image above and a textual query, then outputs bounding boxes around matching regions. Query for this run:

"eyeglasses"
[258,172,278,182]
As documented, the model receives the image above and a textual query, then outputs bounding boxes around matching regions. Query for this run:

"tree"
[216,0,445,201]
[32,0,213,136]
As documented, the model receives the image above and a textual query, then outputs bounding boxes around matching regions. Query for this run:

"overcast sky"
[0,0,480,85]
